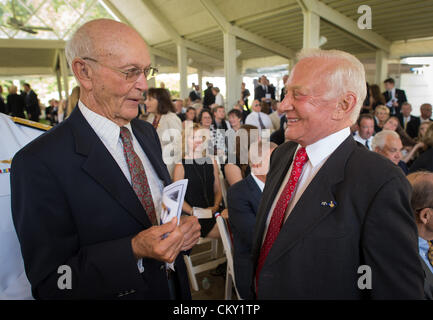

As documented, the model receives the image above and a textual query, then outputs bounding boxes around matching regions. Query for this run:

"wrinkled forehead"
[289,58,336,92]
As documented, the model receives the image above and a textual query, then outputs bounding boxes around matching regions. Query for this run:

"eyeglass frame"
[81,57,158,81]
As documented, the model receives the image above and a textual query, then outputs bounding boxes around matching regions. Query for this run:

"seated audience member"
[211,105,230,130]
[353,114,374,150]
[224,124,259,186]
[372,130,409,174]
[233,102,250,123]
[420,103,433,123]
[407,171,433,299]
[417,122,432,142]
[245,99,273,133]
[227,109,242,132]
[65,86,80,118]
[369,84,386,112]
[398,102,421,139]
[383,116,423,163]
[6,85,26,119]
[174,99,186,121]
[182,106,196,129]
[409,123,433,173]
[227,140,277,299]
[374,105,390,133]
[173,123,222,239]
[189,85,201,103]
[269,101,285,132]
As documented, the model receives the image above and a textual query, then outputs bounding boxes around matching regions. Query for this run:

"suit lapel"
[252,143,297,261]
[264,136,356,267]
[68,107,152,227]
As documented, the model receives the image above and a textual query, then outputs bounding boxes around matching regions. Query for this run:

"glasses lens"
[146,67,157,80]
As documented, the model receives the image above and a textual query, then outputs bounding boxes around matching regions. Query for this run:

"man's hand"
[179,215,201,251]
[131,217,184,263]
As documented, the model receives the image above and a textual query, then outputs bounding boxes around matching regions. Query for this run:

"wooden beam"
[141,0,222,60]
[298,0,391,52]
[199,0,295,59]
[0,39,65,49]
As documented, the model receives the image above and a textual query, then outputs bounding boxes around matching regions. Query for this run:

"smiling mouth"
[287,118,300,123]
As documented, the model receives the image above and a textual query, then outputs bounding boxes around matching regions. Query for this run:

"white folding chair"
[183,237,226,291]
[216,214,242,300]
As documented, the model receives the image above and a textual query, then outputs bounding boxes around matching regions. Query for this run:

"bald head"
[66,19,151,126]
[66,19,148,69]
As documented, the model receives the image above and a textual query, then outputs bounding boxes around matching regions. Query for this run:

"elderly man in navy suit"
[252,49,424,299]
[11,19,200,300]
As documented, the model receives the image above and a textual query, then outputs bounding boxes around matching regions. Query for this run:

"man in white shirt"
[10,19,200,300]
[269,101,285,132]
[353,114,374,150]
[245,99,273,133]
[251,48,424,299]
[407,171,433,299]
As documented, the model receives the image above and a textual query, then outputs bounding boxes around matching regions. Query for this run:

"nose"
[135,73,148,92]
[280,91,294,113]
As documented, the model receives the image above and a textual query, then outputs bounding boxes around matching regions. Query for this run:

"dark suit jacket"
[409,147,433,173]
[11,107,191,300]
[251,136,424,299]
[189,90,200,102]
[397,114,420,139]
[383,89,407,114]
[203,87,215,107]
[227,174,262,299]
[254,85,274,101]
[24,90,40,116]
[420,256,433,300]
[7,94,26,118]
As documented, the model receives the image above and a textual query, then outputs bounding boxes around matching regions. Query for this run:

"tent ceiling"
[0,0,432,77]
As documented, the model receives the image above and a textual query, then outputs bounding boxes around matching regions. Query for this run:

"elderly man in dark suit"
[251,48,424,299]
[11,19,200,300]
[397,102,421,139]
[407,171,433,299]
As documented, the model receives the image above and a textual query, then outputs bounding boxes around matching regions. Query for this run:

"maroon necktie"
[120,126,157,225]
[255,147,309,292]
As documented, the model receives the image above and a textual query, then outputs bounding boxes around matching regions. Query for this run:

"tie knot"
[120,126,131,142]
[295,147,308,163]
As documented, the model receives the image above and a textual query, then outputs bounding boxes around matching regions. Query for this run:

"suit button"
[160,265,164,271]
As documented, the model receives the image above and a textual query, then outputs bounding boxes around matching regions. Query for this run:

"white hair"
[296,48,367,124]
[65,24,94,69]
[371,130,400,150]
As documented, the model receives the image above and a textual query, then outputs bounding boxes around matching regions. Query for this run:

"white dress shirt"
[245,111,273,132]
[79,101,164,273]
[261,127,351,245]
[353,131,373,151]
[215,93,225,107]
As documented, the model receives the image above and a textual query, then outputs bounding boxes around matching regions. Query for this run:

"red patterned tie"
[255,147,309,292]
[120,126,157,225]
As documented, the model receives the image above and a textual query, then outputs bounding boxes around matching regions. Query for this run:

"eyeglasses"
[81,57,158,81]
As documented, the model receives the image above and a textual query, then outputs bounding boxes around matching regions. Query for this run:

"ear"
[71,58,93,91]
[419,208,431,225]
[332,91,357,121]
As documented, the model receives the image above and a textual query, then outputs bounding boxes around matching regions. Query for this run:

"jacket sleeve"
[11,151,144,299]
[227,185,256,252]
[362,174,425,299]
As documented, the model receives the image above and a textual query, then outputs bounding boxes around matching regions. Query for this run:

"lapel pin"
[321,201,337,208]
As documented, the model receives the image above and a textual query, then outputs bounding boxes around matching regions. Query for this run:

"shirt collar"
[419,237,429,254]
[305,127,351,167]
[78,100,123,151]
[250,173,265,192]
